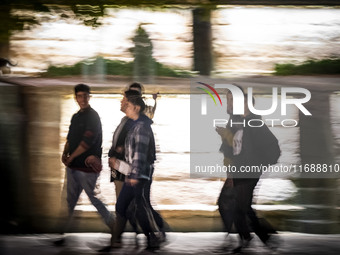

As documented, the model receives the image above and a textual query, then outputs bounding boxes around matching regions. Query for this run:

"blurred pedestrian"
[110,83,158,200]
[217,87,281,253]
[128,82,158,119]
[102,91,165,251]
[55,84,114,245]
[114,93,163,249]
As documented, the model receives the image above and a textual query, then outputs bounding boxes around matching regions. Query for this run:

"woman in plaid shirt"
[107,93,164,251]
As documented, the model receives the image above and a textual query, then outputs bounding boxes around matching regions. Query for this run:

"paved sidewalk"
[0,232,339,255]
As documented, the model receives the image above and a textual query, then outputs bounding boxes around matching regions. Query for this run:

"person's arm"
[65,144,87,165]
[62,141,70,165]
[66,111,101,165]
[216,126,234,146]
[108,117,129,158]
[62,139,88,166]
[145,93,158,119]
[151,93,158,116]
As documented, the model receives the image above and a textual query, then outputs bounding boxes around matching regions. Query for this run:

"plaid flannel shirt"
[125,117,155,180]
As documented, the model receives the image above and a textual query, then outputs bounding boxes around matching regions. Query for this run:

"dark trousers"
[218,178,235,233]
[234,178,273,243]
[143,180,164,230]
[116,179,163,236]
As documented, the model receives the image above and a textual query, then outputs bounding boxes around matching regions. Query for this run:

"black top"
[233,113,280,182]
[108,116,134,182]
[108,117,134,160]
[67,106,102,170]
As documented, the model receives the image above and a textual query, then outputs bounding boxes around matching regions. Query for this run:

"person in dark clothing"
[217,88,280,253]
[110,83,157,199]
[109,90,138,199]
[232,112,280,253]
[101,90,165,252]
[128,82,158,119]
[55,84,114,245]
[107,89,144,247]
[216,114,242,251]
[111,93,164,250]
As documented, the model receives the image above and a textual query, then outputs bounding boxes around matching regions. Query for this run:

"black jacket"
[67,106,102,170]
[233,113,280,181]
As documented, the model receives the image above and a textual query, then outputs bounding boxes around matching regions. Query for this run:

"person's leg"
[54,168,83,245]
[215,178,235,251]
[116,183,135,218]
[113,183,135,244]
[234,182,252,241]
[126,199,140,233]
[114,180,124,200]
[133,179,160,249]
[133,180,153,234]
[217,178,235,233]
[125,179,164,239]
[233,180,257,253]
[248,209,271,243]
[63,168,83,233]
[99,183,134,252]
[79,171,114,229]
[144,179,164,230]
[246,179,274,244]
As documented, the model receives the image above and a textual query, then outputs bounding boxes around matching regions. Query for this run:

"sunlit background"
[8,6,340,76]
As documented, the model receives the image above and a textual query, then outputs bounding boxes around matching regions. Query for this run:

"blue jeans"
[65,167,113,230]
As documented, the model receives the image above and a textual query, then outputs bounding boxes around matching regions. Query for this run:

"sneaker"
[159,230,167,243]
[98,243,122,252]
[98,239,122,252]
[98,245,112,252]
[212,245,232,254]
[159,231,169,248]
[135,233,139,247]
[53,238,66,246]
[266,234,280,252]
[243,235,253,248]
[212,234,233,253]
[232,246,242,254]
[233,235,253,253]
[146,235,160,251]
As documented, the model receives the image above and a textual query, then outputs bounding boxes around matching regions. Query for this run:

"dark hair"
[74,84,90,94]
[128,82,143,94]
[124,89,141,98]
[125,90,145,113]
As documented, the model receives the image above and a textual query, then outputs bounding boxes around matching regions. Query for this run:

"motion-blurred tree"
[129,25,154,83]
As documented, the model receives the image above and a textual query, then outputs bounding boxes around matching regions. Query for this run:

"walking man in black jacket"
[55,84,114,245]
[217,88,280,253]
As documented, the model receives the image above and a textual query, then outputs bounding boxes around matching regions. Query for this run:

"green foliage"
[105,59,133,76]
[44,24,192,78]
[154,61,192,77]
[274,59,340,75]
[43,56,192,78]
